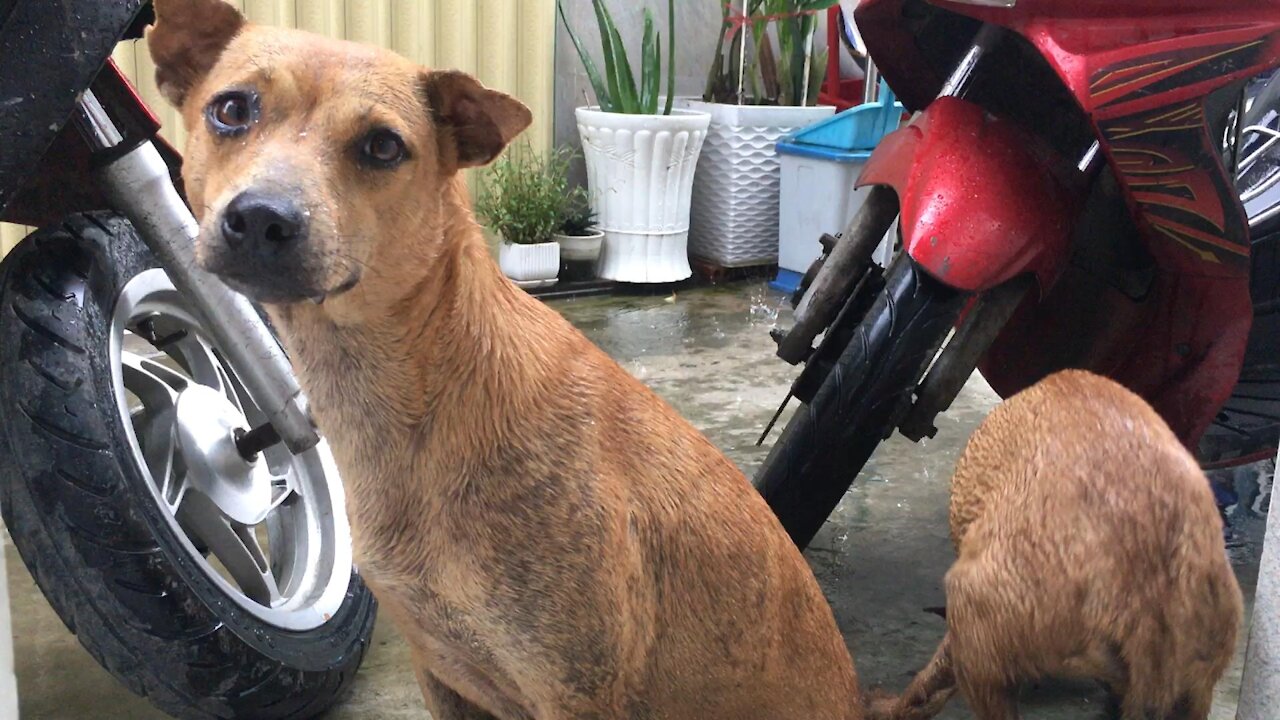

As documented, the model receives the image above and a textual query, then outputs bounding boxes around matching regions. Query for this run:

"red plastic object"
[818,7,864,111]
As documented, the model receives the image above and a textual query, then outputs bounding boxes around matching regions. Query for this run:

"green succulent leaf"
[640,10,658,114]
[558,0,613,111]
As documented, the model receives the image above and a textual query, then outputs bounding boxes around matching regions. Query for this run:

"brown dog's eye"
[205,90,258,137]
[360,129,408,169]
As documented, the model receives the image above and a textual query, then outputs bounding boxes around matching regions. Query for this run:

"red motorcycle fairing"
[856,97,1084,293]
[852,0,1280,447]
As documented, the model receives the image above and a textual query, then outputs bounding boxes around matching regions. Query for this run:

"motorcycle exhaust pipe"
[74,90,320,454]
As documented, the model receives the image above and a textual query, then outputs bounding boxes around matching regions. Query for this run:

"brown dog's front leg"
[415,666,503,720]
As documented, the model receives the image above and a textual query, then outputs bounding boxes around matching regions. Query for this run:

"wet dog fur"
[869,371,1243,720]
[147,2,865,718]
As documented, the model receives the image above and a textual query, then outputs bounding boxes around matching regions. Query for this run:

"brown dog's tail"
[865,635,956,720]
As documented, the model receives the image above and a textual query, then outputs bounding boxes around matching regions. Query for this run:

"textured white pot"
[499,240,560,283]
[687,101,835,267]
[576,107,710,284]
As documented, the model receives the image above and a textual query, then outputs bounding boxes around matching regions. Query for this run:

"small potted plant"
[555,191,604,282]
[559,0,711,283]
[688,0,839,268]
[476,145,572,289]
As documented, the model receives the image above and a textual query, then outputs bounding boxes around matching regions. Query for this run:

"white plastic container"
[772,84,906,293]
[576,107,710,284]
[686,101,835,268]
[774,144,898,293]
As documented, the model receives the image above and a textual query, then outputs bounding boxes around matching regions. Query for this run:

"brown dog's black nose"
[221,191,307,248]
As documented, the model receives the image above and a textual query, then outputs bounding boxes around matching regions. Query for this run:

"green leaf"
[640,10,658,114]
[792,0,841,10]
[600,1,640,113]
[558,0,613,111]
[591,0,624,113]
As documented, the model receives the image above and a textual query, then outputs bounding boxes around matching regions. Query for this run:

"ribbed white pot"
[686,101,835,267]
[499,241,560,283]
[576,107,711,284]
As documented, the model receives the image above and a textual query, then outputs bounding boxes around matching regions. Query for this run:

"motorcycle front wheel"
[755,254,964,549]
[0,213,376,719]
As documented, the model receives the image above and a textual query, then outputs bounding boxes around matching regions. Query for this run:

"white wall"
[1,535,16,720]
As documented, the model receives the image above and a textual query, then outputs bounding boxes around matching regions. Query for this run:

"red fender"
[858,97,1084,293]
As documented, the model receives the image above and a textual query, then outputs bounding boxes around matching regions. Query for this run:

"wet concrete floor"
[4,280,1271,719]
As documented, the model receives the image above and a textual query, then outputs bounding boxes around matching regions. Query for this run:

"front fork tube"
[74,90,320,454]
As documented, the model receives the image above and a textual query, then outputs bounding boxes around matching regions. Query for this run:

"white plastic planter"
[554,231,604,263]
[499,240,560,289]
[555,231,604,282]
[686,102,835,267]
[576,107,710,284]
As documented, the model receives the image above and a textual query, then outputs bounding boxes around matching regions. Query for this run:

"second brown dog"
[871,370,1243,720]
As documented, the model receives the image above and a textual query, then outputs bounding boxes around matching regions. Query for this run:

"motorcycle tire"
[0,213,376,719]
[755,254,964,549]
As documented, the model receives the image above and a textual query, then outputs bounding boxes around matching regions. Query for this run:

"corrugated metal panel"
[3,0,554,259]
[0,224,30,255]
[130,0,554,150]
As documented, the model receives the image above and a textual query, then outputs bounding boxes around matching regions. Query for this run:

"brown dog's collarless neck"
[269,179,566,481]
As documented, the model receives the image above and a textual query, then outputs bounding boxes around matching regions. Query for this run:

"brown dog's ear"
[147,0,247,106]
[422,71,533,170]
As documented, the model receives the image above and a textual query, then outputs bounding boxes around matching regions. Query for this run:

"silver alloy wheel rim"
[109,269,351,631]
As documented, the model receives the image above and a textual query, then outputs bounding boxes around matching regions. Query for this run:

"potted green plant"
[688,0,839,268]
[554,191,604,282]
[476,145,572,289]
[559,0,712,283]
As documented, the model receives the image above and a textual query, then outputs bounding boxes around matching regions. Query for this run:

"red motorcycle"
[757,0,1280,548]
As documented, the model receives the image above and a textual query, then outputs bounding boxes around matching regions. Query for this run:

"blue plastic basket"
[780,80,905,152]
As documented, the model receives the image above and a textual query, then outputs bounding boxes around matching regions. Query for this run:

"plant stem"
[736,0,748,104]
[663,0,675,115]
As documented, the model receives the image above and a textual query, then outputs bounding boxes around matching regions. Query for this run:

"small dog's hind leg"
[958,678,1019,720]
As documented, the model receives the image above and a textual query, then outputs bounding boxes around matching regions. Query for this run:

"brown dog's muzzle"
[206,188,330,303]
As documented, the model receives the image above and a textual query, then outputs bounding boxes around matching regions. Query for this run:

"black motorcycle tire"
[755,255,964,549]
[0,214,377,719]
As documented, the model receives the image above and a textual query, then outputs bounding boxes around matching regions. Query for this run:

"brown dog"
[871,370,1242,720]
[147,2,864,718]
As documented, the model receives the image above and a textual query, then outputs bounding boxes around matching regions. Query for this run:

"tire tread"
[0,213,375,719]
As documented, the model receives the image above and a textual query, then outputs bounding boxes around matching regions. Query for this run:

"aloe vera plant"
[704,0,839,106]
[558,0,677,115]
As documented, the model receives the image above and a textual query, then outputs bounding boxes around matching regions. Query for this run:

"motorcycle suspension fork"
[73,89,320,454]
[776,24,1006,365]
[768,22,1102,441]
